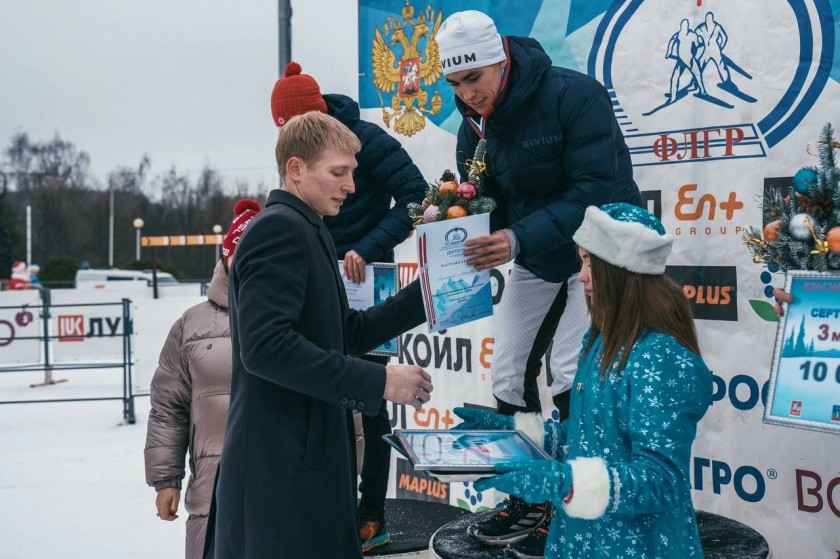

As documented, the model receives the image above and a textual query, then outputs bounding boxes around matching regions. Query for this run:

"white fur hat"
[435,10,507,76]
[572,203,673,275]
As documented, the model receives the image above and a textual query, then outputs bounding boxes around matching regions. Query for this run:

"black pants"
[496,281,572,421]
[358,354,391,520]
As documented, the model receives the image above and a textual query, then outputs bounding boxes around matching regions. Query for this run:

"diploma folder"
[390,429,551,482]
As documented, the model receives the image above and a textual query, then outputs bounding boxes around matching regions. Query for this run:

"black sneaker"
[467,497,549,546]
[506,521,549,559]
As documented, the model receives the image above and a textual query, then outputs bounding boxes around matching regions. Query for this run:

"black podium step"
[430,509,771,559]
[367,498,471,557]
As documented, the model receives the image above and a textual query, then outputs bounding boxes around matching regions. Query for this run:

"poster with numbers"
[766,271,840,434]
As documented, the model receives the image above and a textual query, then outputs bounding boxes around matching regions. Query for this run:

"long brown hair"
[583,252,700,376]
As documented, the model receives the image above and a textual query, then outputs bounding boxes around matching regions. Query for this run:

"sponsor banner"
[359,0,839,549]
[395,458,450,504]
[627,124,767,167]
[670,183,746,237]
[589,0,832,158]
[48,290,131,364]
[275,0,840,555]
[666,265,738,321]
[0,287,201,391]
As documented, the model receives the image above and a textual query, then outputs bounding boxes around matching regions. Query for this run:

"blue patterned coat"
[539,330,712,558]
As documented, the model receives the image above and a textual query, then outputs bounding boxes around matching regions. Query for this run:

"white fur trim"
[572,206,673,274]
[562,457,611,519]
[513,412,544,447]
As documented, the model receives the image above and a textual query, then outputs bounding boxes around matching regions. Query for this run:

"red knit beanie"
[270,61,328,127]
[222,199,261,258]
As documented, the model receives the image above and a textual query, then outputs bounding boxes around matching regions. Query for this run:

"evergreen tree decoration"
[744,123,840,270]
[762,188,787,224]
[409,139,496,226]
[467,197,497,215]
[467,139,487,189]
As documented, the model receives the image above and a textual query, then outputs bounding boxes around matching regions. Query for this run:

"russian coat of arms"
[371,1,444,137]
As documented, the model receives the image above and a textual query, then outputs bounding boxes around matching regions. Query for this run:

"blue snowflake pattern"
[544,332,711,558]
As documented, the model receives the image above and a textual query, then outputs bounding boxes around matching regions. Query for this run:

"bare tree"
[0,133,267,281]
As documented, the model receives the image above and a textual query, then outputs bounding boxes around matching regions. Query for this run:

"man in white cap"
[436,10,641,558]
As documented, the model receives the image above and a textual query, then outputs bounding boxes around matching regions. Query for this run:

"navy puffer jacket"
[455,37,641,283]
[323,94,426,262]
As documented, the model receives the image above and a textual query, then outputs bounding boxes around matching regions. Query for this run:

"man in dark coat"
[435,10,642,558]
[270,62,427,551]
[205,111,433,559]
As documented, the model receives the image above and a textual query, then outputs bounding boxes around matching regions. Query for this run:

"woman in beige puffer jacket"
[143,260,233,559]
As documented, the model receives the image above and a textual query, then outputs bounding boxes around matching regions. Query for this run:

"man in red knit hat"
[269,62,426,551]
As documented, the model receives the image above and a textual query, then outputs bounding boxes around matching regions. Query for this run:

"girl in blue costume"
[458,202,712,558]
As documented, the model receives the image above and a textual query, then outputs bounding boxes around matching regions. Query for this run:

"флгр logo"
[590,0,833,166]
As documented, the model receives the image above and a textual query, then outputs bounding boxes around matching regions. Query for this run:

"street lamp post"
[133,218,144,261]
[109,187,115,267]
[212,224,223,262]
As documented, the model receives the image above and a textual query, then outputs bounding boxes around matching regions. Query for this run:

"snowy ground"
[0,369,185,558]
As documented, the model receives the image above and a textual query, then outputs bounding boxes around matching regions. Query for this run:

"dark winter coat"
[205,189,425,559]
[455,36,641,283]
[323,93,426,261]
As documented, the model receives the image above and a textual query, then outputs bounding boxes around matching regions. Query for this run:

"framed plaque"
[765,270,840,434]
[394,429,550,472]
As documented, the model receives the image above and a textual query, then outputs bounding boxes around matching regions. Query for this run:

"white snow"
[0,369,185,558]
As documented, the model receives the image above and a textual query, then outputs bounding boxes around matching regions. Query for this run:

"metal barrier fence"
[0,290,136,423]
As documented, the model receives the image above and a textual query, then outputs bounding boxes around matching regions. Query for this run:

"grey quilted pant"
[491,264,589,409]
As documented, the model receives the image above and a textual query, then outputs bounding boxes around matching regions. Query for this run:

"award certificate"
[340,261,400,357]
[415,213,493,333]
[765,270,840,434]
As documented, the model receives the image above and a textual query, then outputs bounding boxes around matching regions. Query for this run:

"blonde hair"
[275,111,361,176]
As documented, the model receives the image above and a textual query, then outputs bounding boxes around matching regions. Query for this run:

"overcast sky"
[0,1,282,189]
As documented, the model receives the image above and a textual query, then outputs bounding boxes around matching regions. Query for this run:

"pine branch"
[820,123,837,171]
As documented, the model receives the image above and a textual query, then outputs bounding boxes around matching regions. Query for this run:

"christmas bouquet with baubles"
[407,139,496,227]
[743,123,840,271]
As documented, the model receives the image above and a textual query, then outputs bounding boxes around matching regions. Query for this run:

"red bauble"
[456,182,477,200]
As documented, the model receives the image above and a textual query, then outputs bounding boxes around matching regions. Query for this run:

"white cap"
[435,10,507,76]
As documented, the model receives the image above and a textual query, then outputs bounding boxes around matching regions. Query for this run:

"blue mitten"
[452,407,514,430]
[474,460,573,507]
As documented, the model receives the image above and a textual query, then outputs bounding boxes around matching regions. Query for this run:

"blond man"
[205,112,432,559]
